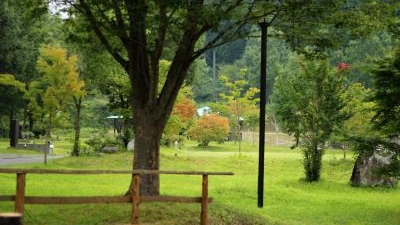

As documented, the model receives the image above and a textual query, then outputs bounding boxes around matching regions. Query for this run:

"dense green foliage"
[0,0,46,81]
[0,74,26,116]
[370,48,400,134]
[343,47,400,179]
[0,0,61,137]
[340,83,376,138]
[272,59,349,181]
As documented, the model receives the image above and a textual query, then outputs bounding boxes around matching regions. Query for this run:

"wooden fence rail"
[0,169,233,225]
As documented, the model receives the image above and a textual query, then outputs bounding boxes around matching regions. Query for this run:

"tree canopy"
[61,0,277,195]
[272,59,349,181]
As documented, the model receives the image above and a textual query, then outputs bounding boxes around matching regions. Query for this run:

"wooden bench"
[0,169,233,225]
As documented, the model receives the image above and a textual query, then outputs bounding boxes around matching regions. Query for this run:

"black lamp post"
[258,20,268,208]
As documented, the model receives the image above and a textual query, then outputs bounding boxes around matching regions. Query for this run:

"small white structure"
[127,139,135,151]
[48,142,54,154]
[197,106,211,116]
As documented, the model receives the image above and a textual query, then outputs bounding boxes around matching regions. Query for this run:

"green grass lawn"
[0,139,399,225]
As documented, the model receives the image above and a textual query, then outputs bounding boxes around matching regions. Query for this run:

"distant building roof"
[197,106,211,116]
[106,115,123,119]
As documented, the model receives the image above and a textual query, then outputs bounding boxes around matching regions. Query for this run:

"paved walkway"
[0,154,66,166]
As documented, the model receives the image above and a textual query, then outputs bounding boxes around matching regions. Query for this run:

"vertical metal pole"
[258,21,268,208]
[10,119,19,147]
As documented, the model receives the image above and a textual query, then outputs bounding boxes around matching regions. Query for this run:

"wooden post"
[131,173,140,225]
[0,212,23,225]
[200,174,209,225]
[15,173,26,214]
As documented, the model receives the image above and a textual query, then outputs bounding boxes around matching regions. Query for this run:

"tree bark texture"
[131,106,164,196]
[72,97,82,156]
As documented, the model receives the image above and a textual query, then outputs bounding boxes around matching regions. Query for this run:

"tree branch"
[157,0,204,117]
[111,0,130,49]
[149,1,169,102]
[124,0,152,106]
[75,0,128,70]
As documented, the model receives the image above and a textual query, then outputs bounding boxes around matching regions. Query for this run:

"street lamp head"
[258,19,269,29]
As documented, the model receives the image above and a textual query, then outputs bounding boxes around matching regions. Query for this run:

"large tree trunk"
[77,0,197,197]
[131,106,165,196]
[72,97,82,156]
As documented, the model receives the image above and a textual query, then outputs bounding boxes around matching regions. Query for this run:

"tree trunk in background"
[28,111,33,133]
[72,97,82,156]
[304,142,323,182]
[46,111,53,139]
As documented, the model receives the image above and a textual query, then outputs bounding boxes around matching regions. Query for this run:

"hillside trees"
[0,0,62,136]
[272,59,348,182]
[0,0,44,81]
[329,32,396,87]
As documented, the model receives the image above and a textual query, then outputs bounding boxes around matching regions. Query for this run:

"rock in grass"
[102,146,118,154]
[350,153,397,187]
[127,139,135,151]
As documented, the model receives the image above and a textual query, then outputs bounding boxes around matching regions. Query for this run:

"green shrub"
[84,137,104,152]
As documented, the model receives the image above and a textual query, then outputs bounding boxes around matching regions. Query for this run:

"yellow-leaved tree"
[32,46,85,155]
